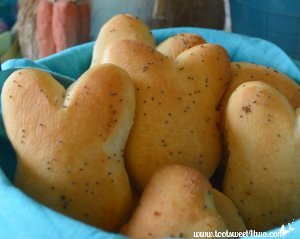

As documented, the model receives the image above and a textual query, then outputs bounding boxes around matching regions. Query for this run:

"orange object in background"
[36,0,55,58]
[36,0,90,58]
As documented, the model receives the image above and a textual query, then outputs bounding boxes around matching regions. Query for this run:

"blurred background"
[0,0,299,62]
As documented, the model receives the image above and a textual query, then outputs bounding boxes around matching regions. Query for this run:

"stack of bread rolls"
[1,14,299,239]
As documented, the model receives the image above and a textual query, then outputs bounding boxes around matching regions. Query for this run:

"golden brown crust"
[156,33,206,60]
[229,63,300,108]
[222,81,300,231]
[219,62,300,132]
[100,39,230,190]
[1,65,136,231]
[218,62,300,175]
[91,14,156,67]
[121,164,228,239]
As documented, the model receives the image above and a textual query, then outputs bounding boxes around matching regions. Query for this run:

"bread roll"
[1,64,135,231]
[156,33,206,60]
[121,164,228,239]
[91,14,156,67]
[99,38,230,190]
[218,62,300,175]
[223,81,300,231]
[219,62,300,133]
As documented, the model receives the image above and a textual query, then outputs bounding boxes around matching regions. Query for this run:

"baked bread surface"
[1,64,135,231]
[223,81,300,231]
[91,14,156,67]
[122,164,229,239]
[100,38,230,190]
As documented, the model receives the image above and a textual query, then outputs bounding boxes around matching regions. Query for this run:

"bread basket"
[0,27,299,238]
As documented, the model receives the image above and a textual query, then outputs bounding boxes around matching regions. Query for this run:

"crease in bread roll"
[212,189,247,232]
[91,14,156,67]
[121,164,231,239]
[99,37,231,191]
[1,64,136,231]
[222,81,300,231]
